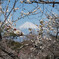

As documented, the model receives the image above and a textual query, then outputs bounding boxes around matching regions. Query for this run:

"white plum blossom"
[14,29,23,36]
[0,10,2,13]
[6,9,9,12]
[25,44,28,45]
[32,9,37,13]
[49,26,52,29]
[14,30,21,34]
[21,11,30,15]
[31,40,34,42]
[40,20,44,24]
[47,29,50,33]
[20,0,23,3]
[27,0,30,3]
[21,11,23,13]
[0,5,2,9]
[0,23,1,26]
[43,36,46,39]
[54,30,57,34]
[49,16,52,19]
[46,38,49,40]
[23,12,30,15]
[14,8,19,10]
[30,47,35,51]
[49,38,51,40]
[40,46,42,48]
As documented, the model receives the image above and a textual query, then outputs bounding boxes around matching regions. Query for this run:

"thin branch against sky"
[0,0,59,28]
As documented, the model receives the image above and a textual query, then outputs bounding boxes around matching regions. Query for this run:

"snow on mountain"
[19,22,39,34]
[19,22,39,29]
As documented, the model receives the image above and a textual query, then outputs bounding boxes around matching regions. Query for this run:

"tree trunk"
[56,27,58,39]
[0,32,2,41]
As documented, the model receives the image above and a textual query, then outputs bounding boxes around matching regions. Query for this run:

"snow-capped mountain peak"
[19,22,38,29]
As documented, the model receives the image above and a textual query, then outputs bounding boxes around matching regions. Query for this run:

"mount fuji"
[19,22,39,29]
[19,22,39,34]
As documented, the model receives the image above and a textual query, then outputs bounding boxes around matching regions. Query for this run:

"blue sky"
[16,0,59,28]
[0,0,59,28]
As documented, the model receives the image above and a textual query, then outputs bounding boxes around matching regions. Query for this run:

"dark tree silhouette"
[0,32,2,41]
